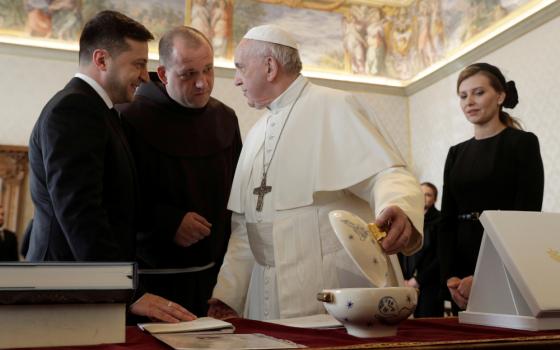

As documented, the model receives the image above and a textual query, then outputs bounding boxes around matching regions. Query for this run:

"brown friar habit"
[118,73,242,315]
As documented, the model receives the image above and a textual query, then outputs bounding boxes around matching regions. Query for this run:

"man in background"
[119,26,241,316]
[0,204,18,261]
[400,182,444,317]
[27,10,194,322]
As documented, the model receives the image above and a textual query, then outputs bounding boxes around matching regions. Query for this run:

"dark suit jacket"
[399,206,441,286]
[27,77,138,262]
[0,229,18,261]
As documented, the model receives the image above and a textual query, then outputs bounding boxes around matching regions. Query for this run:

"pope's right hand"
[174,212,212,247]
[207,298,239,319]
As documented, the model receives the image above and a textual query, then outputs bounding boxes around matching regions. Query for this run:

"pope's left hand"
[374,205,415,255]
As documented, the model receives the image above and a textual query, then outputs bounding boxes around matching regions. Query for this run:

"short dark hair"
[79,10,154,64]
[159,26,212,67]
[421,182,438,201]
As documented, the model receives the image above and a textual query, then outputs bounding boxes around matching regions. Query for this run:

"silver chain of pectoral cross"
[253,81,309,212]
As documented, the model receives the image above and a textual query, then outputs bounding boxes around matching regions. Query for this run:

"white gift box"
[459,211,560,331]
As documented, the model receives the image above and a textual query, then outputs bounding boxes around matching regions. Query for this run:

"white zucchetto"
[243,24,299,50]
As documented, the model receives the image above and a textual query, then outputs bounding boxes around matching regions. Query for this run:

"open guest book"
[459,211,560,331]
[151,333,302,350]
[0,262,136,349]
[139,318,302,349]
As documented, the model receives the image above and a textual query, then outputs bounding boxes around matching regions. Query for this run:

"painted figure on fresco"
[343,13,366,74]
[25,0,52,37]
[461,1,508,43]
[416,0,436,67]
[191,0,212,39]
[211,0,229,57]
[365,7,385,75]
[386,7,415,79]
[430,0,445,59]
[49,0,82,40]
[191,0,230,58]
[24,0,81,40]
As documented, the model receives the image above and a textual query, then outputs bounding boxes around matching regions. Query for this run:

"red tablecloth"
[16,317,560,349]
[233,317,560,348]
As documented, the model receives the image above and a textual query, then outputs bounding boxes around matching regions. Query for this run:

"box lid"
[479,211,560,315]
[328,210,389,287]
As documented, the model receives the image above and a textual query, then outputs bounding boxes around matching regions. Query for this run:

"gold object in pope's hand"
[547,248,560,263]
[368,223,387,242]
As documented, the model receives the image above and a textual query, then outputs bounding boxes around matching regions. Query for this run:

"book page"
[265,314,342,329]
[153,333,303,349]
[138,317,234,334]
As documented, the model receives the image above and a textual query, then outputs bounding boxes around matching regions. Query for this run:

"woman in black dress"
[439,63,544,314]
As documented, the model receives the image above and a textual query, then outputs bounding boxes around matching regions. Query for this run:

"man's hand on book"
[207,298,239,319]
[130,293,197,322]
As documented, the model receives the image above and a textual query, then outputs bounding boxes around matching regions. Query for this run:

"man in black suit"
[27,10,195,323]
[399,182,444,317]
[0,204,18,261]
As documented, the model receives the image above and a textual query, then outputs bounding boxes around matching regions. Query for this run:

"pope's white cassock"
[212,75,424,320]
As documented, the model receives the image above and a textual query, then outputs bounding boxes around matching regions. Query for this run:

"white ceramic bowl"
[318,287,417,338]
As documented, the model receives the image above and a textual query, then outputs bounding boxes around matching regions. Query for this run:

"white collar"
[267,75,307,111]
[74,73,113,109]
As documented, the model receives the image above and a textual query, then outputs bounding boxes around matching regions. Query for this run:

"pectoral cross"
[253,176,272,212]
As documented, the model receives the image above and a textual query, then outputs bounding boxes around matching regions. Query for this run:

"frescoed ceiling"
[188,0,558,87]
[0,0,557,88]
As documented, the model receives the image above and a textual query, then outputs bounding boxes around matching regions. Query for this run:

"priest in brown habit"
[119,26,242,316]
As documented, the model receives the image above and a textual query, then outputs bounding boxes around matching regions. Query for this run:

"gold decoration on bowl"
[317,292,334,303]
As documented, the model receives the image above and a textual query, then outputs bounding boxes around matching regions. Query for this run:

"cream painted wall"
[0,51,76,146]
[0,46,407,147]
[0,48,262,145]
[0,44,408,236]
[410,16,560,212]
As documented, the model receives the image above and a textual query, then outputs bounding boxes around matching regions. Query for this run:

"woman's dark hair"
[457,62,522,130]
[79,10,153,64]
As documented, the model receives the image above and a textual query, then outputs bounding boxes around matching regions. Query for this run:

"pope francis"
[208,25,424,320]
